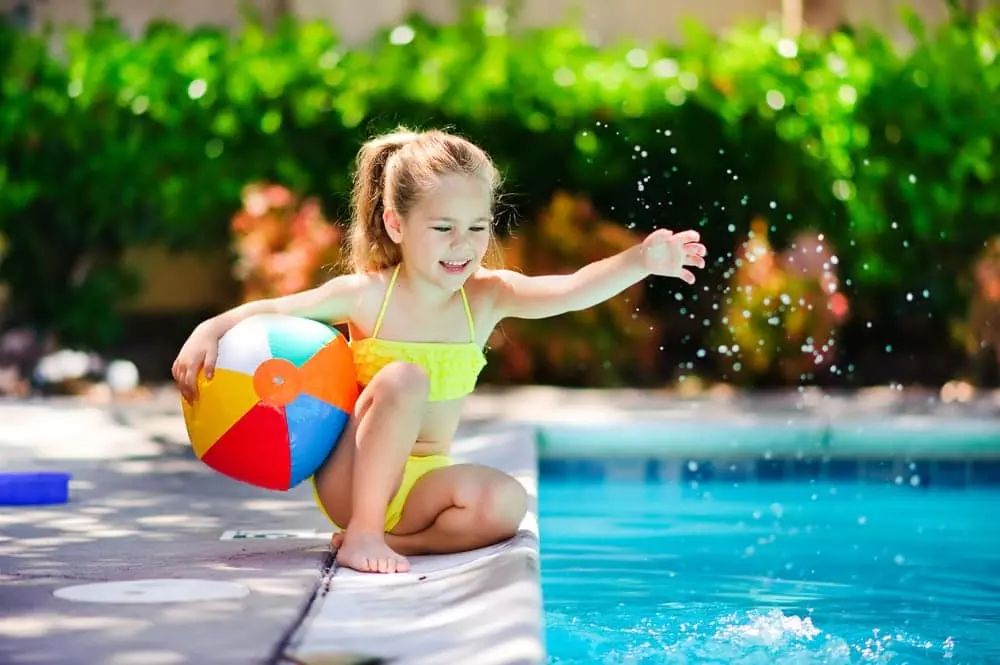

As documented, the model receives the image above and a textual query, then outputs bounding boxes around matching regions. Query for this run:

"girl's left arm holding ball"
[171,274,366,402]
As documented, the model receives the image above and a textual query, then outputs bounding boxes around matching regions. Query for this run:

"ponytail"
[347,130,417,273]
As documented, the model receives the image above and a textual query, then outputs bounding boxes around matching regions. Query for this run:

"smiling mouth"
[440,260,471,273]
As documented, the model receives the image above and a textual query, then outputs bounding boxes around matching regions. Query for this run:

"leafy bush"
[0,3,997,385]
[0,230,8,318]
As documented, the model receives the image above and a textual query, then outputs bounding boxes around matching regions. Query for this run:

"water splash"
[547,608,959,665]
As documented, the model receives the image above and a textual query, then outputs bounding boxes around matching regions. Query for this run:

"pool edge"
[533,417,1000,459]
[459,385,1000,460]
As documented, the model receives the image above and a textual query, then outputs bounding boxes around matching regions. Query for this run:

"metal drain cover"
[53,579,250,604]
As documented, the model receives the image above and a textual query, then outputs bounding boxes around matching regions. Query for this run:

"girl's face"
[386,173,493,290]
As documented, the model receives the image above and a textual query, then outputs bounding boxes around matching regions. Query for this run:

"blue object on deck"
[0,472,71,505]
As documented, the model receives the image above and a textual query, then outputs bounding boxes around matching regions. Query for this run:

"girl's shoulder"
[465,267,522,318]
[467,267,524,294]
[466,267,509,295]
[351,267,395,294]
[339,268,395,334]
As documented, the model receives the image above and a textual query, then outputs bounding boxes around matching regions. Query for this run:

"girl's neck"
[395,263,463,309]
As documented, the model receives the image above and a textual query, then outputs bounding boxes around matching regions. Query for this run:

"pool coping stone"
[459,386,1000,460]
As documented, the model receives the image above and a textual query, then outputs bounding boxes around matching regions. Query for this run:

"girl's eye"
[432,225,486,232]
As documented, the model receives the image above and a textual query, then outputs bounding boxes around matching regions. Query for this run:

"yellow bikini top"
[351,264,487,402]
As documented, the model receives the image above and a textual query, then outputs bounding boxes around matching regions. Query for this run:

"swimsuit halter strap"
[459,286,476,343]
[370,263,477,343]
[370,264,400,339]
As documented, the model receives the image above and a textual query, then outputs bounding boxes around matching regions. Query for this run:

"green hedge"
[1,4,997,376]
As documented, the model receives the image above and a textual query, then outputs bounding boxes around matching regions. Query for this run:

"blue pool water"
[539,474,1000,664]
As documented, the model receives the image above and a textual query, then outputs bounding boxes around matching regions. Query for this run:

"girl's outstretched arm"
[492,229,706,321]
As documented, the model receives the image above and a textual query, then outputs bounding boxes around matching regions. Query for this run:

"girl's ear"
[383,208,403,244]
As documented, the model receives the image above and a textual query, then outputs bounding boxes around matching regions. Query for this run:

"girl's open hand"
[640,228,707,285]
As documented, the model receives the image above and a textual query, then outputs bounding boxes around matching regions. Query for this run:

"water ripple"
[541,481,999,664]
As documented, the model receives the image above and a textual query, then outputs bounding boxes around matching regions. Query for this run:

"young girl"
[172,128,706,574]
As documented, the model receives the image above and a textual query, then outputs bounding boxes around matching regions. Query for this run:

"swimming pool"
[538,462,1000,664]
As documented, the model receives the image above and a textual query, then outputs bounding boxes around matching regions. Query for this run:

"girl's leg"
[332,464,529,556]
[312,362,429,573]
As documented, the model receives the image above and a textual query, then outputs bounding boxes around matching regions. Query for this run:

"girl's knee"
[370,362,429,406]
[474,475,528,535]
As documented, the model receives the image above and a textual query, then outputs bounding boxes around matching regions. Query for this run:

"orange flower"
[229,182,344,303]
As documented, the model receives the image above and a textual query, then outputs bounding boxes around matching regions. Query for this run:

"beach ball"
[181,314,358,491]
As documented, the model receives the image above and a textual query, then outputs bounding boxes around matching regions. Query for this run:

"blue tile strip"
[539,457,1000,487]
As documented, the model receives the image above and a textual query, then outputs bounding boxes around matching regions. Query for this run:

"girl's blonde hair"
[346,127,503,274]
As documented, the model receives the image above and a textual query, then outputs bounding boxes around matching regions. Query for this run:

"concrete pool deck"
[1,385,998,664]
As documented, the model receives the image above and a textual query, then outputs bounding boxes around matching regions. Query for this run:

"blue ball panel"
[266,316,337,368]
[285,392,348,488]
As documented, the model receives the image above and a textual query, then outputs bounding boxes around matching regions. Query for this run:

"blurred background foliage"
[0,1,998,389]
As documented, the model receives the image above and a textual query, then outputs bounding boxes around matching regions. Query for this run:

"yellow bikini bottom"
[311,453,452,533]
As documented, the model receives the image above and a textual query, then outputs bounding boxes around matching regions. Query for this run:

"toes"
[374,556,409,574]
[333,539,409,574]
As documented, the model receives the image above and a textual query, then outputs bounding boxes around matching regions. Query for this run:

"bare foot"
[334,529,410,573]
[331,530,421,556]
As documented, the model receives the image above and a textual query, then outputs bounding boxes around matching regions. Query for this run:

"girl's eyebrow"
[431,216,492,224]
